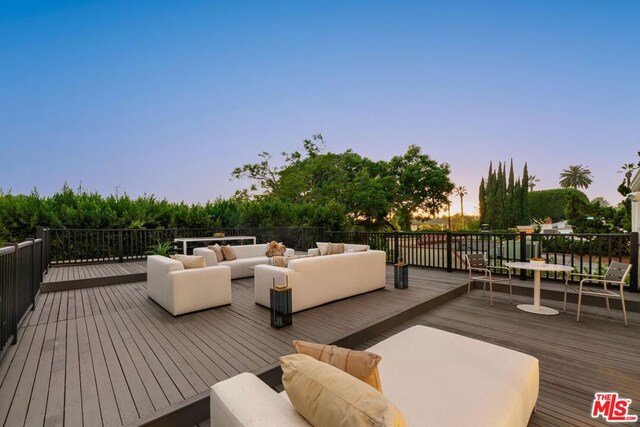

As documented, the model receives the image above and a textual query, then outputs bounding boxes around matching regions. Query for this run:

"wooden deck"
[354,291,640,426]
[2,262,639,427]
[0,266,465,427]
[42,262,146,283]
[41,261,147,292]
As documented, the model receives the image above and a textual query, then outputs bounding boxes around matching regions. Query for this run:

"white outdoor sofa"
[194,243,295,279]
[147,255,232,316]
[210,325,540,427]
[254,249,386,313]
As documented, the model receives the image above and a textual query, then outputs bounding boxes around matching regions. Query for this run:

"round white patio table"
[505,262,573,315]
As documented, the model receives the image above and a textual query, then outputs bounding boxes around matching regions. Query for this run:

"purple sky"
[1,1,638,215]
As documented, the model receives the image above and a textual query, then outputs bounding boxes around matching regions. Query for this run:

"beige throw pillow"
[220,245,237,261]
[326,242,345,255]
[207,244,225,262]
[281,354,406,427]
[293,340,383,391]
[272,255,308,268]
[169,254,206,269]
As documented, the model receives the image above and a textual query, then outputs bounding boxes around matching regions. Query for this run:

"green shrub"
[528,189,588,222]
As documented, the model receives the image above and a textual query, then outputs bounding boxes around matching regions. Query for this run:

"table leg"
[183,241,187,255]
[533,270,541,309]
[516,269,559,316]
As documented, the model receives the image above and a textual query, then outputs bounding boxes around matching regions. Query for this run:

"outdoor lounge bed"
[210,325,539,426]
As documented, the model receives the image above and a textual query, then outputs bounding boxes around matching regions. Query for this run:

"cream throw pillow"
[293,340,383,391]
[169,254,206,269]
[326,242,345,255]
[281,354,406,427]
[220,245,237,261]
[207,244,224,262]
[316,242,329,256]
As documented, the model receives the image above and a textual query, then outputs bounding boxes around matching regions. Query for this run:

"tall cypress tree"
[478,178,486,224]
[506,159,515,226]
[521,163,531,224]
[485,162,495,227]
[495,162,506,228]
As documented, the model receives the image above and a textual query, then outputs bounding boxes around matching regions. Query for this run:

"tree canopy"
[232,136,454,230]
[478,160,530,229]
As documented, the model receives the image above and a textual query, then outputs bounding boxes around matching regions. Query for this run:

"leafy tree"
[565,194,628,233]
[528,188,588,222]
[388,145,454,230]
[559,164,593,189]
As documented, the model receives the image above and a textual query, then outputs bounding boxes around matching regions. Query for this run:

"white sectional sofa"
[147,255,232,316]
[210,325,540,427]
[254,249,386,312]
[194,243,295,279]
[307,242,370,256]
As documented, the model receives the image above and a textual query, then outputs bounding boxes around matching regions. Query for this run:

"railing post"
[118,229,124,263]
[10,243,18,345]
[28,239,36,309]
[519,232,527,281]
[394,231,400,264]
[630,232,638,293]
[446,232,452,272]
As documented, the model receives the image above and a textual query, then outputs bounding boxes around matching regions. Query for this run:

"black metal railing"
[43,227,326,264]
[34,227,640,292]
[0,239,47,362]
[327,231,638,292]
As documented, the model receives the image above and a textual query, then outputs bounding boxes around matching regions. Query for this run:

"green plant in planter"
[146,241,174,257]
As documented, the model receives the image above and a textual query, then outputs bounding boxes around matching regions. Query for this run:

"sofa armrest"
[167,266,232,315]
[307,248,320,256]
[284,248,295,256]
[254,265,293,307]
[193,247,219,266]
[211,373,309,427]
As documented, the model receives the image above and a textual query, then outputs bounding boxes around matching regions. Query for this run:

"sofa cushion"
[207,244,225,262]
[272,255,309,268]
[326,243,345,255]
[293,340,383,391]
[347,247,368,253]
[281,354,406,427]
[316,242,329,256]
[169,254,206,269]
[221,245,237,261]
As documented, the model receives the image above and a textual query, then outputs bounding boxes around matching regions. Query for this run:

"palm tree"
[619,163,637,187]
[528,175,540,191]
[454,186,467,229]
[559,165,593,189]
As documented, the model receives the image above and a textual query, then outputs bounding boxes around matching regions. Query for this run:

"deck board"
[0,265,465,426]
[352,290,640,426]
[3,263,639,426]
